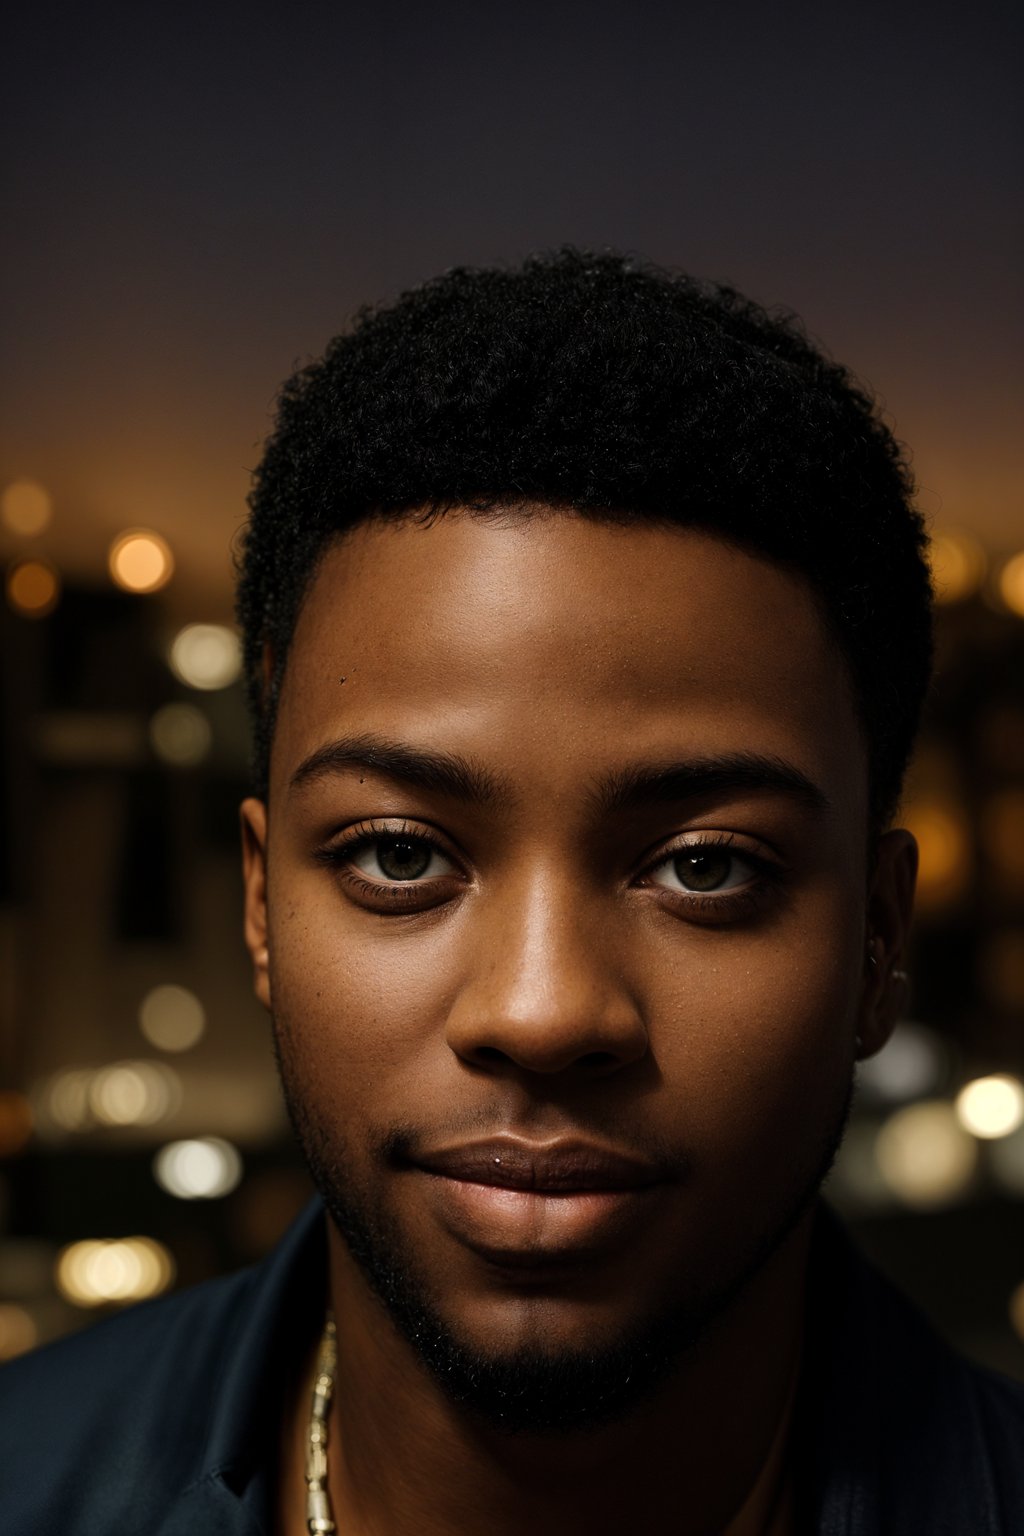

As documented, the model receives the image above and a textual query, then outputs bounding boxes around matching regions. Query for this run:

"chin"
[279,1047,853,1434]
[380,1284,698,1436]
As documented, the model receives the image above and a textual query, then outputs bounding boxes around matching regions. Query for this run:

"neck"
[280,1212,812,1536]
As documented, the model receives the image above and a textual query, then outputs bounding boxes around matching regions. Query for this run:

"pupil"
[674,851,730,892]
[377,839,431,881]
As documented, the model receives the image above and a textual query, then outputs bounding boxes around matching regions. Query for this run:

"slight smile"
[408,1137,669,1265]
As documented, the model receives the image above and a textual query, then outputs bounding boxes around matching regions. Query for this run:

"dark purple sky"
[2,0,1021,615]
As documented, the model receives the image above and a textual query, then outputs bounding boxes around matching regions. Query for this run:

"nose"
[444,873,649,1077]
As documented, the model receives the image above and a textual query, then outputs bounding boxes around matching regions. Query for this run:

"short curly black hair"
[237,247,933,829]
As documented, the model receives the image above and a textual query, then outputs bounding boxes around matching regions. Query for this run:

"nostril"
[579,1050,620,1071]
[473,1046,509,1065]
[462,1043,631,1075]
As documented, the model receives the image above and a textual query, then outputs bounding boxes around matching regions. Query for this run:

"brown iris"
[673,851,733,892]
[375,838,432,881]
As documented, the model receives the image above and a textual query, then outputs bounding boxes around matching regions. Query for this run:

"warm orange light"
[901,800,971,910]
[1,479,52,536]
[998,551,1024,618]
[108,529,174,594]
[980,791,1024,894]
[0,1091,33,1157]
[0,1305,37,1360]
[928,528,986,605]
[6,558,60,617]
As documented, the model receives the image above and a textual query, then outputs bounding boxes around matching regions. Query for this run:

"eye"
[647,844,757,895]
[349,834,456,884]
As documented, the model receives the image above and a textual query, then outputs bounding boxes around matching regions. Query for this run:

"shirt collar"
[156,1198,326,1536]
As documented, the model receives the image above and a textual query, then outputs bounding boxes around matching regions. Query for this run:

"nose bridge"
[444,860,648,1075]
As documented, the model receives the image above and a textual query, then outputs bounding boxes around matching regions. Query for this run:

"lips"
[408,1137,666,1264]
[413,1137,660,1194]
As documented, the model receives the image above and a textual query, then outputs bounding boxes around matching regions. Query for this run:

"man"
[2,249,1021,1534]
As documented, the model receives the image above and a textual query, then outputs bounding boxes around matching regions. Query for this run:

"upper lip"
[412,1137,662,1193]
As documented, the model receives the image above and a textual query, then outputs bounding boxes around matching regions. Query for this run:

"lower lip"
[423,1173,661,1262]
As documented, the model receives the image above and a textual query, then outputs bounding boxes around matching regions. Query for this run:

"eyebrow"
[289,733,510,804]
[290,734,829,816]
[592,753,831,816]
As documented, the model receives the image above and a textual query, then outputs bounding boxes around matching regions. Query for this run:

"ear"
[856,828,918,1061]
[240,797,272,1011]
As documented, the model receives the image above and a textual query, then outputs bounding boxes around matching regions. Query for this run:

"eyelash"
[314,820,461,911]
[638,833,780,922]
[315,821,783,922]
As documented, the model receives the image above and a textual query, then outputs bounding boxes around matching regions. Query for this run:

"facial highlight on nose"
[443,899,649,1077]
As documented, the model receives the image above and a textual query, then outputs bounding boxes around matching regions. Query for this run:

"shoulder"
[0,1264,258,1535]
[805,1209,1024,1531]
[966,1357,1024,1496]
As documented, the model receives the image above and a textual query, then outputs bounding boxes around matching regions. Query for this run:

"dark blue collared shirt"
[1,1201,1021,1533]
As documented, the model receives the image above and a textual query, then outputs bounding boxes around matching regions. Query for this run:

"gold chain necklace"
[303,1308,791,1535]
[305,1312,337,1534]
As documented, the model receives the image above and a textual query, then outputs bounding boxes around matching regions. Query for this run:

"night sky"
[3,0,1021,618]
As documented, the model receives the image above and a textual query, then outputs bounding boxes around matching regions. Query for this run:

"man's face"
[242,512,910,1427]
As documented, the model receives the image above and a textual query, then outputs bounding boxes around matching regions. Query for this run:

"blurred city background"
[1,2,1022,1376]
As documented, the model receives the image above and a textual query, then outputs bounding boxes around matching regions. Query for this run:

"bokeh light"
[856,1022,945,1104]
[0,1091,34,1157]
[1,479,52,536]
[989,1123,1024,1196]
[138,983,206,1052]
[6,558,60,618]
[955,1074,1024,1140]
[169,623,242,690]
[56,1237,175,1306]
[153,1137,243,1199]
[1010,1282,1024,1346]
[901,799,971,910]
[108,529,174,594]
[149,702,212,767]
[0,1305,38,1360]
[875,1100,978,1208]
[89,1061,180,1127]
[828,1121,895,1212]
[998,551,1024,618]
[42,1069,94,1133]
[928,528,987,605]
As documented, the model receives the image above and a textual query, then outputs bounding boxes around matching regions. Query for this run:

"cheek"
[648,907,863,1154]
[267,873,460,1111]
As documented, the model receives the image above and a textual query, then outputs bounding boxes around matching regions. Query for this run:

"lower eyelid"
[349,847,455,881]
[640,848,780,904]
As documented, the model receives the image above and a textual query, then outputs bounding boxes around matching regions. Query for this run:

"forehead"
[273,512,866,821]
